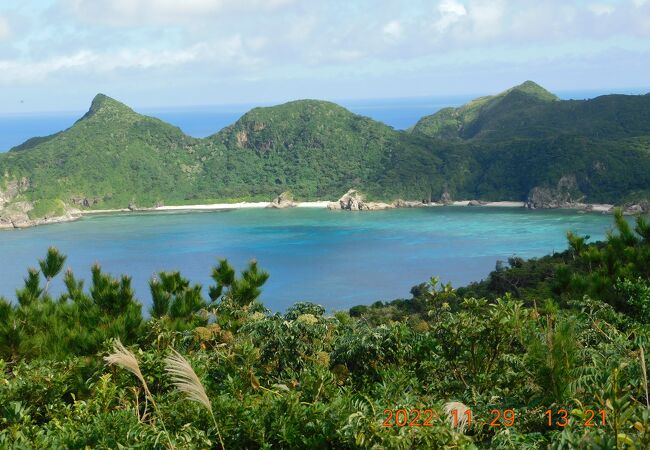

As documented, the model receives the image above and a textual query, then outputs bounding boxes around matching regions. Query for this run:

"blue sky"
[1,0,649,113]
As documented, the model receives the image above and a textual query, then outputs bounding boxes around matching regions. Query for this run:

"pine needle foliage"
[38,246,66,294]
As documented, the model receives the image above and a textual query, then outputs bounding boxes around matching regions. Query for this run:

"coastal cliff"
[0,178,80,229]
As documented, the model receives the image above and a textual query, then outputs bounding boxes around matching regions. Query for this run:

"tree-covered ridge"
[0,94,201,209]
[410,80,559,140]
[411,81,650,141]
[1,214,649,448]
[409,83,650,204]
[1,83,650,219]
[194,99,401,200]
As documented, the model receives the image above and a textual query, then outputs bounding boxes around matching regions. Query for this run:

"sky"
[0,0,649,113]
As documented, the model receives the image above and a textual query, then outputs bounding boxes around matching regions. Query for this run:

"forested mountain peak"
[410,81,650,142]
[411,81,559,139]
[506,80,558,102]
[211,99,376,141]
[78,93,140,122]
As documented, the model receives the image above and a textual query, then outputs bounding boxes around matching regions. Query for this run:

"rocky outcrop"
[0,201,31,229]
[439,190,453,205]
[365,201,394,211]
[467,200,486,207]
[70,196,101,208]
[623,200,650,215]
[327,189,392,211]
[0,201,81,230]
[328,189,364,210]
[393,199,428,208]
[268,191,296,209]
[526,175,584,209]
[1,177,81,229]
[0,177,29,206]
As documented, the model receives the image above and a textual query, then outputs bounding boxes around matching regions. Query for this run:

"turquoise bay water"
[0,208,614,312]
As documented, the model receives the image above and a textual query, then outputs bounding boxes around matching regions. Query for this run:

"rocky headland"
[326,189,394,211]
[0,202,81,230]
[268,191,297,209]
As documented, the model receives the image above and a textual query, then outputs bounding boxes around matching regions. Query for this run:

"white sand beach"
[154,202,270,211]
[589,203,614,212]
[73,199,619,217]
[483,201,526,207]
[147,201,332,211]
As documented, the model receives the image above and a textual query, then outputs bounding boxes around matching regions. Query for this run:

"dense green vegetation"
[26,199,66,220]
[2,82,650,219]
[0,95,200,209]
[1,213,649,448]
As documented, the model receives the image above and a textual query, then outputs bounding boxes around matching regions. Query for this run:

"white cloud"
[0,16,10,41]
[431,0,508,42]
[3,0,650,109]
[456,0,506,40]
[0,36,264,83]
[66,0,296,26]
[434,0,467,32]
[286,16,317,41]
[382,20,402,39]
[439,0,467,17]
[589,3,616,15]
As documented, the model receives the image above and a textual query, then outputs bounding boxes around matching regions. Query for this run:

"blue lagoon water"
[0,208,615,311]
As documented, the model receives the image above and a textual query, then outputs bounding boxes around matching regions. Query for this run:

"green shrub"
[27,199,65,219]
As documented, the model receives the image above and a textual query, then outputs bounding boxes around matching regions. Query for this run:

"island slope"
[1,82,650,227]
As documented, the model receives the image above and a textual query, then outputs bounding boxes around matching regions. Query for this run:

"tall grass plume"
[105,339,174,448]
[443,401,471,434]
[165,349,225,450]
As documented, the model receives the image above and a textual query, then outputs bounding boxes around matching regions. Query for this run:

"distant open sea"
[1,88,647,152]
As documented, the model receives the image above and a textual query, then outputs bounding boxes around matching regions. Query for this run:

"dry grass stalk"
[165,349,212,410]
[443,401,471,433]
[165,349,225,450]
[641,346,649,409]
[105,339,174,449]
[105,340,147,387]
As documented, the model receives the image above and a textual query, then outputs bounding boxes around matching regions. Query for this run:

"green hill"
[410,82,650,203]
[412,81,650,142]
[0,94,200,210]
[411,81,559,140]
[1,83,650,221]
[194,99,403,200]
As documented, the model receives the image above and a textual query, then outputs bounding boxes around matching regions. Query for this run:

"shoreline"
[0,198,626,231]
[82,200,531,214]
